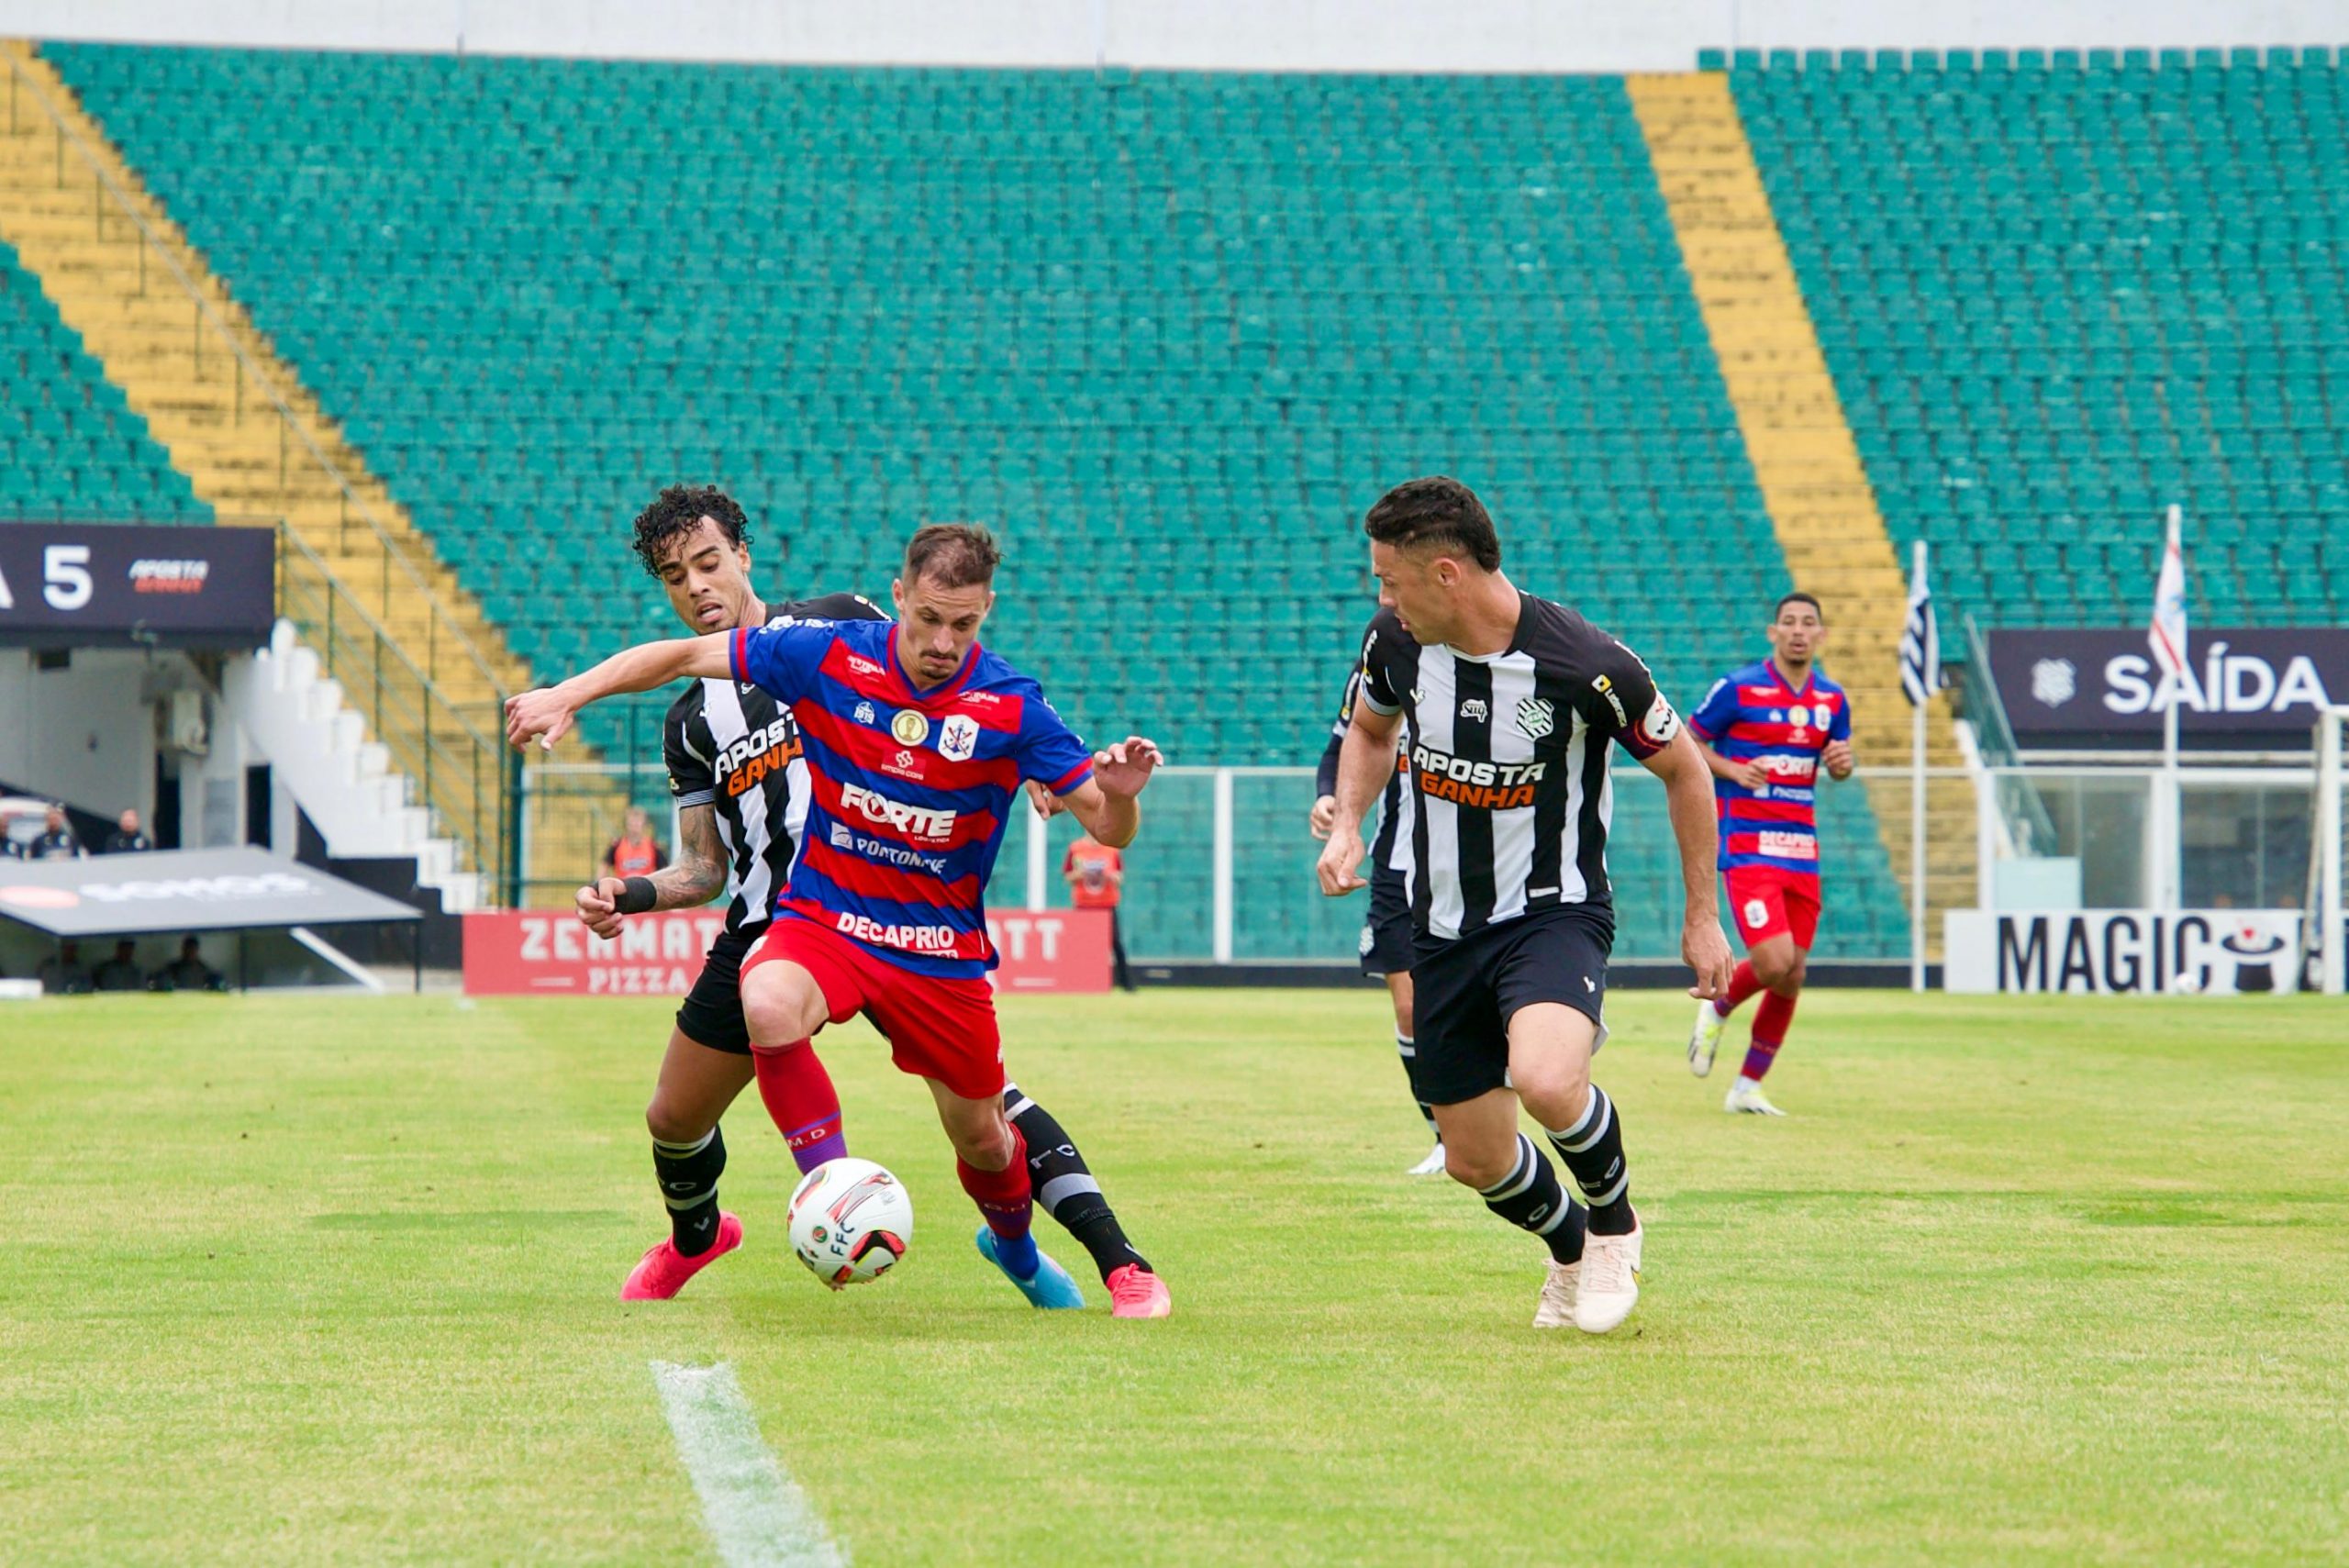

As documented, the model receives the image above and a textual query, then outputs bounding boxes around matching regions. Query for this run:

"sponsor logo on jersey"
[1587,676,1626,728]
[840,782,957,842]
[891,709,930,745]
[854,700,876,725]
[940,713,980,762]
[715,717,804,797]
[847,653,885,677]
[1459,697,1488,723]
[834,911,961,951]
[829,822,855,851]
[1408,743,1545,810]
[1519,695,1558,740]
[837,830,950,875]
[1756,829,1819,860]
[883,747,926,782]
[1638,694,1681,746]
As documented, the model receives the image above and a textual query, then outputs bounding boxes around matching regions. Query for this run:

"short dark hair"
[902,523,1002,589]
[630,484,750,578]
[1774,591,1824,620]
[1363,475,1502,572]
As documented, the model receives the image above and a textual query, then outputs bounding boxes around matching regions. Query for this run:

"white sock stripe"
[1534,1195,1578,1235]
[1556,1086,1603,1142]
[1004,1094,1038,1120]
[1480,1135,1541,1200]
[1553,1090,1614,1154]
[663,1189,720,1212]
[652,1129,718,1158]
[1036,1173,1102,1209]
[1586,1171,1630,1207]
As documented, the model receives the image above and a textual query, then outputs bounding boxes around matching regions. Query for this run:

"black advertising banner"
[0,847,418,937]
[0,522,273,648]
[1989,627,2349,745]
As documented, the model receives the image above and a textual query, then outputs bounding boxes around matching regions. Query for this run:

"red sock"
[1716,960,1765,1018]
[1742,989,1798,1081]
[751,1043,846,1173]
[958,1123,1033,1243]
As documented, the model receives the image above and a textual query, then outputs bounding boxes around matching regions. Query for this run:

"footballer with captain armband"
[1684,592,1854,1116]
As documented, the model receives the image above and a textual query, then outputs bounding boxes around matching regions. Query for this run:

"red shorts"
[740,915,1006,1101]
[1725,866,1820,951]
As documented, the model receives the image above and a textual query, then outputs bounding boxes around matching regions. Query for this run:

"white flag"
[1898,544,1942,706]
[2149,506,2188,682]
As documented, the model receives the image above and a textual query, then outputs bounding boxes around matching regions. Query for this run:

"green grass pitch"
[4,988,2345,1564]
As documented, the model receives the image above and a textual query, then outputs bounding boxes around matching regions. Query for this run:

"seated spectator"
[104,808,152,855]
[604,806,666,879]
[156,937,223,993]
[36,941,93,995]
[29,804,84,862]
[93,940,146,992]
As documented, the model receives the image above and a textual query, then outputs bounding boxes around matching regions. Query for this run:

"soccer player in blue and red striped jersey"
[1684,592,1854,1115]
[507,524,1170,1315]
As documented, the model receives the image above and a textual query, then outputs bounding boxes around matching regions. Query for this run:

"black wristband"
[615,875,658,916]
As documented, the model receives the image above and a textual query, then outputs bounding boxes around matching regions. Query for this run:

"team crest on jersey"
[1459,697,1488,723]
[854,700,876,726]
[1516,696,1556,740]
[891,709,930,746]
[939,713,981,762]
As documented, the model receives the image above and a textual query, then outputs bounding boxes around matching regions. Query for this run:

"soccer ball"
[786,1157,913,1288]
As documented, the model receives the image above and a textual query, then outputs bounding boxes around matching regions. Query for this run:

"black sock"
[652,1126,727,1257]
[1396,1032,1440,1140]
[1003,1084,1151,1282]
[1546,1085,1633,1236]
[1478,1132,1586,1263]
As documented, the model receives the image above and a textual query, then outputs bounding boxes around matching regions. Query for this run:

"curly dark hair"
[1364,475,1502,572]
[630,484,751,577]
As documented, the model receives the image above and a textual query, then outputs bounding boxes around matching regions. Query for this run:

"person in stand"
[93,940,147,992]
[157,937,223,993]
[1062,829,1135,993]
[604,806,667,880]
[29,805,84,861]
[37,941,93,995]
[104,808,153,854]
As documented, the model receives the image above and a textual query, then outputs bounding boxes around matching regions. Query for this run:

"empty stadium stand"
[49,43,1919,956]
[0,236,206,522]
[1726,48,2349,630]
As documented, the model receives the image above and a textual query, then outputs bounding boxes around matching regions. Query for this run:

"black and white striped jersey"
[662,592,886,935]
[1317,668,1413,878]
[1355,593,1684,942]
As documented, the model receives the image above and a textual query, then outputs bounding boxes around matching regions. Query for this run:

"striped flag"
[1898,541,1943,706]
[2148,505,2188,682]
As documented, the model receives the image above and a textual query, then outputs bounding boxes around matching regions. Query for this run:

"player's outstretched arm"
[1316,704,1401,895]
[1640,728,1735,998]
[576,804,728,939]
[1062,737,1164,849]
[504,633,734,751]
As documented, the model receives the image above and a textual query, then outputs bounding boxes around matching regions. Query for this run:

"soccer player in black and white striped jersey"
[1317,476,1733,1334]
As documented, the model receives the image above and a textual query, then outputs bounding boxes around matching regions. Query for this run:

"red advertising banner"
[462,907,1111,996]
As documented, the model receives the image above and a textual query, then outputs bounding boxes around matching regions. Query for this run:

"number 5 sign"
[0,523,273,647]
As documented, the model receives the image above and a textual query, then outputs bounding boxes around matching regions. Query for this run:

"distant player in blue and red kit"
[507,524,1170,1315]
[1684,592,1854,1116]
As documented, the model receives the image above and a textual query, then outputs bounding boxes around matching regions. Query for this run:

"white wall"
[6,0,2346,72]
[0,648,161,819]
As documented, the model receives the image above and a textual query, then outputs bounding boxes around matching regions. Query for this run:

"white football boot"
[1532,1259,1581,1329]
[1574,1218,1643,1334]
[1407,1142,1448,1176]
[1723,1080,1787,1116]
[1687,999,1725,1077]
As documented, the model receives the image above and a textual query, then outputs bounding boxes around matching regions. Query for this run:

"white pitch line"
[651,1361,850,1568]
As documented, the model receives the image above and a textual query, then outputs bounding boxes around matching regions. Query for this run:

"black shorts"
[674,925,758,1055]
[1358,865,1414,978]
[1407,904,1613,1106]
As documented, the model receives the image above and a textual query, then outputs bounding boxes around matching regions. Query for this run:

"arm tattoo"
[650,805,729,909]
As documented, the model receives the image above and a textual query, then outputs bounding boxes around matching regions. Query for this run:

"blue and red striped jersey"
[1687,659,1852,876]
[730,616,1094,978]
